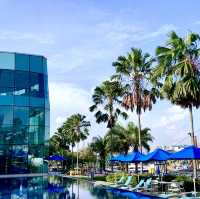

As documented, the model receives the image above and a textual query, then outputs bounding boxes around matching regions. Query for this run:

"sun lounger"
[117,176,126,185]
[137,178,152,191]
[130,179,145,191]
[168,182,184,193]
[116,176,132,189]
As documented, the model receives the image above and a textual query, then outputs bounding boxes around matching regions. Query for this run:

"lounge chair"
[119,176,133,189]
[168,182,184,193]
[137,178,152,191]
[117,176,126,184]
[130,179,145,191]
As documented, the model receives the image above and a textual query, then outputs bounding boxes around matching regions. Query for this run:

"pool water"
[0,176,162,199]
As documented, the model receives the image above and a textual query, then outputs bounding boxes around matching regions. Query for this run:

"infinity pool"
[0,176,162,199]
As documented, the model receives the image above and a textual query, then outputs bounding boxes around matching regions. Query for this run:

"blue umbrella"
[169,145,200,160]
[110,151,145,163]
[47,154,66,161]
[169,145,200,196]
[138,148,171,162]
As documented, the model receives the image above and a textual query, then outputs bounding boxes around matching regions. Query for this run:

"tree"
[112,48,157,153]
[152,31,200,146]
[62,114,90,172]
[90,136,107,172]
[106,122,153,172]
[106,122,153,154]
[90,80,128,171]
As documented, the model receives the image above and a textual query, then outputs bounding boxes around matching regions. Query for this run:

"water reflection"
[0,176,162,199]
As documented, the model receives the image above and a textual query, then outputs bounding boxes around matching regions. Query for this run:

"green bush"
[105,172,137,187]
[106,172,128,183]
[162,174,176,182]
[94,176,106,181]
[175,175,190,182]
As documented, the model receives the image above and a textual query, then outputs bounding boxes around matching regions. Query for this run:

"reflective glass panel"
[30,97,44,107]
[0,52,15,70]
[0,125,13,145]
[0,106,13,125]
[29,107,45,126]
[14,107,29,126]
[43,57,47,74]
[15,53,29,71]
[0,70,14,87]
[30,73,44,98]
[28,145,44,173]
[44,127,50,142]
[0,90,13,105]
[14,96,29,106]
[30,55,43,73]
[9,145,28,174]
[11,125,28,144]
[15,70,29,88]
[29,126,45,144]
[45,109,50,127]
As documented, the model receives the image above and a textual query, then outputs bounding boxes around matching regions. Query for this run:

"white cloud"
[49,82,107,140]
[0,30,54,44]
[154,105,187,129]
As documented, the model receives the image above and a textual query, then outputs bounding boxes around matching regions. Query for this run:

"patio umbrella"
[138,148,172,162]
[47,154,66,161]
[169,145,200,196]
[110,151,145,163]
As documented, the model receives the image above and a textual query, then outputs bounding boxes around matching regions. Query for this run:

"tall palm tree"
[90,80,128,171]
[152,31,200,146]
[90,136,107,173]
[152,31,200,182]
[63,114,90,172]
[112,48,157,153]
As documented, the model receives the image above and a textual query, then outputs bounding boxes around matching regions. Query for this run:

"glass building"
[0,52,50,175]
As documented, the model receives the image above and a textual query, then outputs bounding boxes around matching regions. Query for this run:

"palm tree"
[90,136,107,173]
[107,122,153,154]
[90,80,128,171]
[63,114,91,173]
[152,31,200,146]
[106,122,153,172]
[112,48,157,153]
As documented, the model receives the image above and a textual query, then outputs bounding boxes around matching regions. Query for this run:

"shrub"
[94,176,106,181]
[162,174,176,182]
[175,175,190,182]
[106,172,128,183]
[105,172,137,187]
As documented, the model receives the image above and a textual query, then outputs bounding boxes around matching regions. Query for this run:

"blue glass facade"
[0,52,49,175]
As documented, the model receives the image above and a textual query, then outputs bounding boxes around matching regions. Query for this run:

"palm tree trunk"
[189,105,197,181]
[189,105,195,145]
[72,145,74,169]
[138,113,143,173]
[76,141,79,175]
[126,163,129,173]
[110,128,114,172]
[138,113,142,153]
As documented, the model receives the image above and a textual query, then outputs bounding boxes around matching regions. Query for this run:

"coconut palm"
[152,31,200,146]
[90,136,107,172]
[112,48,157,153]
[63,114,90,172]
[90,80,128,171]
[106,122,153,155]
[106,122,153,172]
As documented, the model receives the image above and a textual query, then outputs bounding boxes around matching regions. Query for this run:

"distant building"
[161,145,187,153]
[0,52,50,176]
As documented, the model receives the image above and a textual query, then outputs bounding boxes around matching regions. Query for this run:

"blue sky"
[1,0,200,147]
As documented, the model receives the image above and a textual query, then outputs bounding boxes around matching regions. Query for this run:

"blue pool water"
[0,176,162,199]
